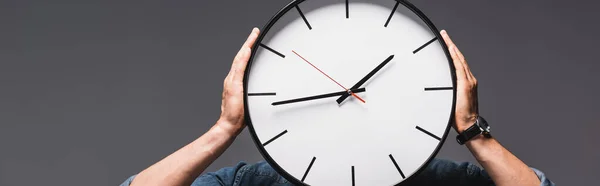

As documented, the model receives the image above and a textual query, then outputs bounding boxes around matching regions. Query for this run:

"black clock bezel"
[242,0,457,185]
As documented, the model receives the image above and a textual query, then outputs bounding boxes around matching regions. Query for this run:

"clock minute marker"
[389,154,406,179]
[259,43,285,58]
[351,166,356,186]
[413,37,438,54]
[346,0,349,19]
[262,130,288,146]
[416,126,441,141]
[384,0,400,27]
[295,5,312,30]
[301,156,316,182]
[424,87,453,91]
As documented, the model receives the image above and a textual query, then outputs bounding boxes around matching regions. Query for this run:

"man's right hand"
[440,30,479,133]
[218,28,260,134]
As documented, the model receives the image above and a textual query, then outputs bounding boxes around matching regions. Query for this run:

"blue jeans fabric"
[120,158,554,186]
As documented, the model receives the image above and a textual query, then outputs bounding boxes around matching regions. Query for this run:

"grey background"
[0,0,598,185]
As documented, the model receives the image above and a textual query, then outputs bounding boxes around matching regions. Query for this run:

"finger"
[224,67,233,86]
[231,28,259,70]
[442,30,475,81]
[231,28,260,83]
[231,47,250,82]
[441,30,467,82]
[242,28,260,49]
[453,46,474,81]
[440,30,457,47]
[451,44,473,77]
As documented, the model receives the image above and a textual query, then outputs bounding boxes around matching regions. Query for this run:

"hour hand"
[272,88,366,106]
[336,55,394,104]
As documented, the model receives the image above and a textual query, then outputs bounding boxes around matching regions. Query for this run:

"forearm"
[466,136,541,186]
[130,120,241,186]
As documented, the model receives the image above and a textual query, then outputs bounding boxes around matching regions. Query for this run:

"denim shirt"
[120,158,554,186]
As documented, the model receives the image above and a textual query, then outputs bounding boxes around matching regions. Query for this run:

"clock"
[243,0,456,185]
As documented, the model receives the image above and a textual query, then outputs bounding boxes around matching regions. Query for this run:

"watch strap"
[456,117,488,145]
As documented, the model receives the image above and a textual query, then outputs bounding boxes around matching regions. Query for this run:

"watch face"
[478,117,490,131]
[244,0,456,185]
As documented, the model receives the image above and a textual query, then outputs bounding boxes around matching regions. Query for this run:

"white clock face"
[245,0,455,185]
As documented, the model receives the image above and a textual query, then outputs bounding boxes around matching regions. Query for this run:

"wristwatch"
[456,116,491,145]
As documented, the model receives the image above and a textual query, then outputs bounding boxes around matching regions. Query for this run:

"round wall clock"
[244,0,456,185]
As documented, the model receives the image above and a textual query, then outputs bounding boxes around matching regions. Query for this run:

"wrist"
[216,118,244,136]
[465,134,487,146]
[455,114,478,133]
[455,122,473,133]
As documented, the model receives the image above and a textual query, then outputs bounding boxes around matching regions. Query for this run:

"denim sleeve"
[118,162,247,186]
[403,159,555,186]
[119,161,291,186]
[119,175,136,186]
[120,159,553,186]
[193,161,291,186]
[192,161,248,185]
[531,167,556,186]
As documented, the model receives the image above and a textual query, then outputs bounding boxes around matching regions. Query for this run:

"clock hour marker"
[384,0,400,27]
[416,126,441,141]
[248,92,277,96]
[389,154,406,179]
[424,87,453,91]
[351,166,356,186]
[346,0,349,19]
[262,130,287,146]
[295,5,312,30]
[413,37,438,54]
[301,156,316,182]
[259,43,285,58]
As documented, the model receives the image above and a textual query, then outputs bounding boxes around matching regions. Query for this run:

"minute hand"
[336,55,394,104]
[273,88,366,106]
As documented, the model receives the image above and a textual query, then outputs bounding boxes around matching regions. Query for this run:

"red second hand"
[291,50,366,103]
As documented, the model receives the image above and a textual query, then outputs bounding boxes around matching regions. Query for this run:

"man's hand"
[441,30,479,133]
[218,28,260,134]
[440,30,546,186]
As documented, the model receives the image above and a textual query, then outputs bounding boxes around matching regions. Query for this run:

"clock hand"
[291,50,366,103]
[272,88,366,106]
[336,55,394,104]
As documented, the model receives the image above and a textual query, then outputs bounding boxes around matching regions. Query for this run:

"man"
[120,28,554,186]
